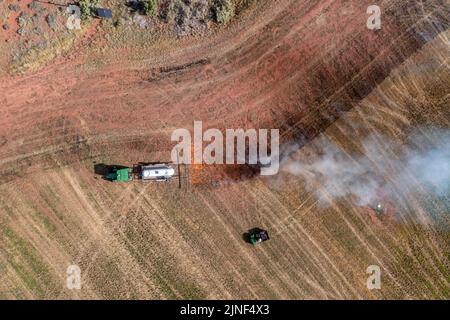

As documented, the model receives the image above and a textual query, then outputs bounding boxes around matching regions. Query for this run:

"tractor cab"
[247,228,270,245]
[106,167,132,182]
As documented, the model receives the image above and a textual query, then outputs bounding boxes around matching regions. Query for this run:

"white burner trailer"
[140,164,175,181]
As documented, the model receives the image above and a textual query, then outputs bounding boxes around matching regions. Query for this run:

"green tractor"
[246,228,270,246]
[105,167,133,182]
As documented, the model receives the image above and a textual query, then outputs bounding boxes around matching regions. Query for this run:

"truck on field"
[105,164,176,182]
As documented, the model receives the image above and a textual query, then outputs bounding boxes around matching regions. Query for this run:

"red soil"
[0,0,448,185]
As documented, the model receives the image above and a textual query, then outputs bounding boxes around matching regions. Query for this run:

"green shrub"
[78,0,100,20]
[143,0,159,17]
[213,0,235,24]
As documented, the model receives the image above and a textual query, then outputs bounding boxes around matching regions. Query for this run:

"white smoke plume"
[279,127,450,210]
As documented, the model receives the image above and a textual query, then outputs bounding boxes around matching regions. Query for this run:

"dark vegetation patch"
[127,0,252,36]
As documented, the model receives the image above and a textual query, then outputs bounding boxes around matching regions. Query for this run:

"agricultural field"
[0,0,449,300]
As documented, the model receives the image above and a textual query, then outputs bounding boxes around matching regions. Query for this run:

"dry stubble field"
[0,0,449,299]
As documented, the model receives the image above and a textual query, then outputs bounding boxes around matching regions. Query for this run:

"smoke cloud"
[279,127,450,210]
